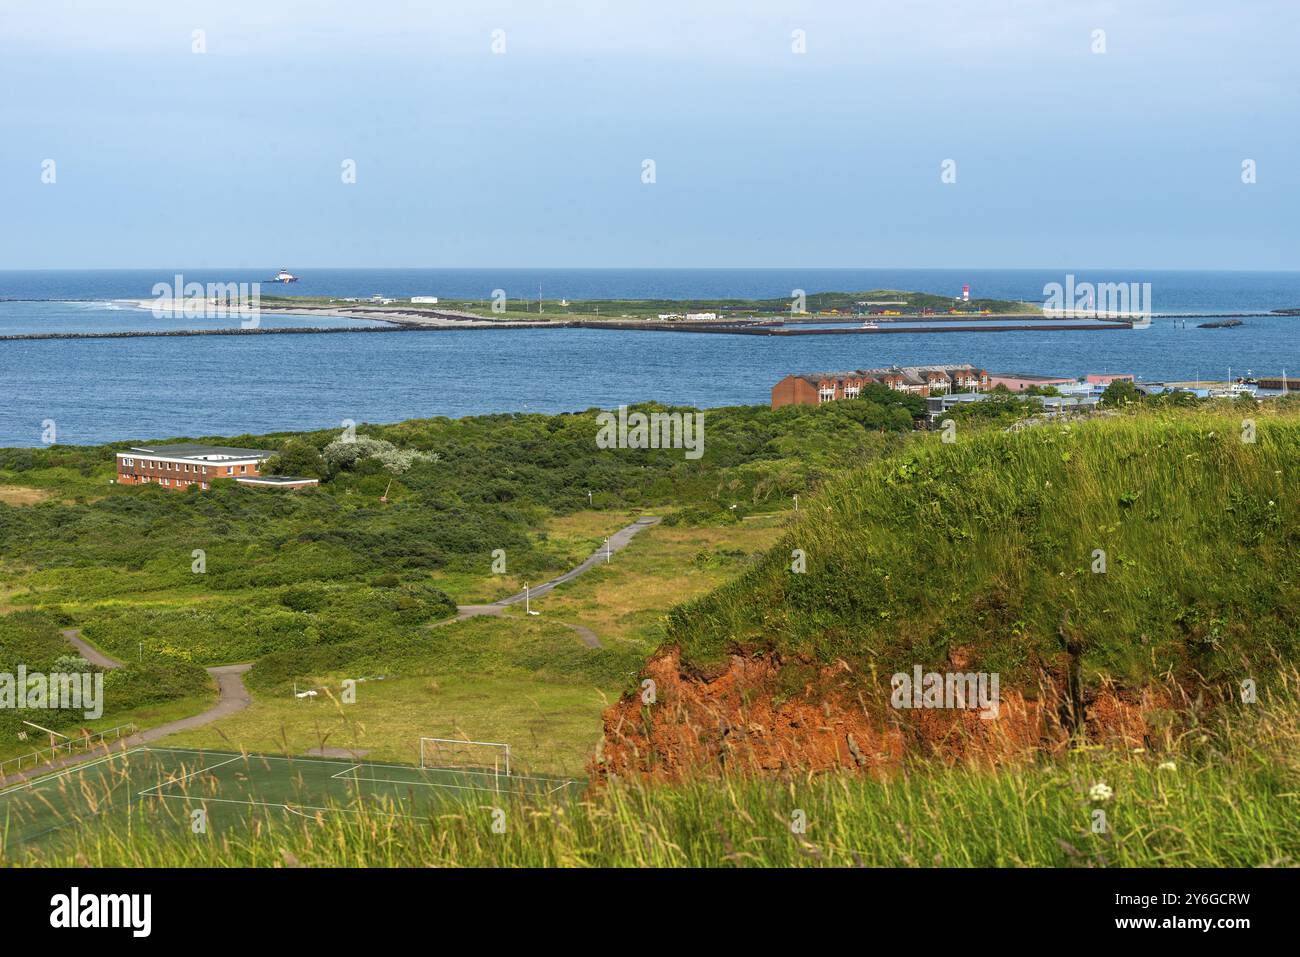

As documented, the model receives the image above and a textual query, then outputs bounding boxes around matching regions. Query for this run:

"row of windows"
[139,477,209,489]
[121,459,248,475]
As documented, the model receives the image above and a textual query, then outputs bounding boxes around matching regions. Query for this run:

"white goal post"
[420,737,511,777]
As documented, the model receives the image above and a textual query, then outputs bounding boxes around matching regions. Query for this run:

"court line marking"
[330,771,511,795]
[143,791,426,822]
[140,746,575,784]
[0,749,143,798]
[2,747,577,847]
[135,755,244,797]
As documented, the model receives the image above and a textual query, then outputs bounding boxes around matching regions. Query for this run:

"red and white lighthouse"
[962,284,970,303]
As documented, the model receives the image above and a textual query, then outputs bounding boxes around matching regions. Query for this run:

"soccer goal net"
[420,737,511,778]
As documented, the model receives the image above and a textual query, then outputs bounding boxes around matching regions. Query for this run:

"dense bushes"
[247,615,642,694]
[76,582,456,666]
[0,400,917,670]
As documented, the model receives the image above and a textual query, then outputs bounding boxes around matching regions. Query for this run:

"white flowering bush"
[322,436,440,475]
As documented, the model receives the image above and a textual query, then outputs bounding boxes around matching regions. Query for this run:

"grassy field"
[164,617,633,775]
[155,517,786,775]
[526,514,787,646]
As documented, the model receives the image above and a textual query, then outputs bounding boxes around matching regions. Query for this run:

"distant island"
[254,288,1044,325]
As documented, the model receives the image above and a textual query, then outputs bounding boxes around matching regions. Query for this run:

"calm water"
[2,269,1298,448]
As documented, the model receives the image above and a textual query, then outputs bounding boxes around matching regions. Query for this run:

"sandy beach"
[114,298,540,328]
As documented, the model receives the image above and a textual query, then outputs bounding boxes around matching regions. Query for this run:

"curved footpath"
[1,633,252,788]
[452,515,662,647]
[5,517,660,786]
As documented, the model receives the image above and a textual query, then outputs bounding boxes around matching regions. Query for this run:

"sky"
[0,0,1297,270]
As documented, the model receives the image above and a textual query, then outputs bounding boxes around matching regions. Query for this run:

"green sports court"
[0,746,579,857]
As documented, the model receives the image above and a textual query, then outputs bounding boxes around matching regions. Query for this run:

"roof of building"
[122,443,273,462]
[235,475,319,486]
[787,364,984,385]
[987,372,1076,382]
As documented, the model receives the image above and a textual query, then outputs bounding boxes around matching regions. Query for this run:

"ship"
[268,268,300,284]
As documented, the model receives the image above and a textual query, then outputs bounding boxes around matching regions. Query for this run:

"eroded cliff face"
[593,646,1174,780]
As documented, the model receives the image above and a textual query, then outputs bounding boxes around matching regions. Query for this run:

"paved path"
[449,515,661,647]
[2,636,253,787]
[60,628,123,669]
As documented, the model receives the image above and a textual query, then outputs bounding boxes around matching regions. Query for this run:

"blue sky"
[1,0,1296,269]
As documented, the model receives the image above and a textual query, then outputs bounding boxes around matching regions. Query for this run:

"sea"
[2,268,1298,448]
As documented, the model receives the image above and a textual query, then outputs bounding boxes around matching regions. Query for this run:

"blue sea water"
[1,269,1298,448]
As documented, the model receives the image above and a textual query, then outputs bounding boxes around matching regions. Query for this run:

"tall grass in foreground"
[13,671,1299,868]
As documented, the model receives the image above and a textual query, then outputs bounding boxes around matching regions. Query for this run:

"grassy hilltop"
[668,411,1299,689]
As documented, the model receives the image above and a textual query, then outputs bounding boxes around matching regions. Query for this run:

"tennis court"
[0,746,578,855]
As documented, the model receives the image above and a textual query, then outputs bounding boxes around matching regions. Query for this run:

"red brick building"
[115,444,318,491]
[771,364,990,408]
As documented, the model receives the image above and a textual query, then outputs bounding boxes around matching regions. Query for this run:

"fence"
[0,723,137,783]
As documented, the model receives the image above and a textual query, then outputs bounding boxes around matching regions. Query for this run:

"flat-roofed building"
[115,444,318,492]
[1085,373,1135,386]
[987,372,1077,392]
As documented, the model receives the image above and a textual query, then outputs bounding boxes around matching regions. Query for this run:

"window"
[122,457,134,468]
